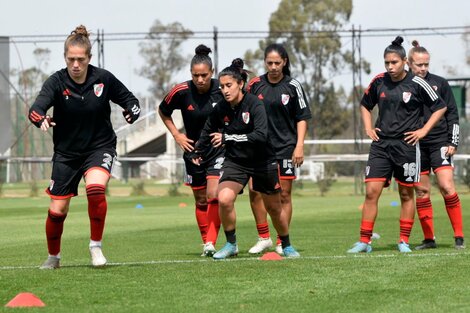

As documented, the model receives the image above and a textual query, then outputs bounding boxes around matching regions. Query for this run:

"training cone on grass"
[260,252,283,261]
[5,292,45,308]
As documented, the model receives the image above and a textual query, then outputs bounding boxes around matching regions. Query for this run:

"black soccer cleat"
[455,237,465,250]
[414,239,437,250]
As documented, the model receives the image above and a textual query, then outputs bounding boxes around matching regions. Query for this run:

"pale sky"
[1,0,469,97]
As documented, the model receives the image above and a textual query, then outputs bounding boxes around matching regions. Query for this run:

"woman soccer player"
[408,40,464,250]
[28,25,140,269]
[159,45,224,256]
[192,58,300,259]
[347,36,446,253]
[246,43,311,255]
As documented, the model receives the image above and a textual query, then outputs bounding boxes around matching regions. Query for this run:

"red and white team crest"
[94,83,104,97]
[242,112,250,124]
[402,92,411,103]
[281,94,290,105]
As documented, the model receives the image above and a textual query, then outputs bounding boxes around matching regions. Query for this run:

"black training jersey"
[361,71,445,139]
[247,74,312,159]
[29,65,139,159]
[196,92,274,166]
[421,72,459,147]
[159,79,224,143]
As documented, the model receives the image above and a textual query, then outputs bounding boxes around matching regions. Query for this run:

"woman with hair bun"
[192,58,300,259]
[29,25,140,269]
[408,40,464,250]
[347,36,447,253]
[159,44,224,257]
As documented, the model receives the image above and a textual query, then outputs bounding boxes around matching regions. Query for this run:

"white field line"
[1,251,469,271]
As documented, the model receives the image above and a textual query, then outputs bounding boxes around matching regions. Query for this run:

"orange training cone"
[260,252,283,261]
[5,292,45,307]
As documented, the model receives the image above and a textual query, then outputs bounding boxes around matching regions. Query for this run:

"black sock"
[279,234,291,249]
[225,229,236,244]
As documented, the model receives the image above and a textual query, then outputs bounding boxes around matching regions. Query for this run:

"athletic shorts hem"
[84,166,112,177]
[280,175,296,180]
[434,165,454,173]
[46,189,75,199]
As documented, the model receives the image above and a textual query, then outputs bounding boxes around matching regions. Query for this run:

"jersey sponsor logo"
[94,83,104,97]
[187,104,195,111]
[402,92,411,103]
[49,180,55,191]
[223,116,230,125]
[242,112,250,124]
[63,88,71,100]
[281,94,290,105]
[258,94,264,100]
[380,92,386,98]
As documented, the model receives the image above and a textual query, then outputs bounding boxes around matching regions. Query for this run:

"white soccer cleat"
[89,246,107,267]
[202,242,216,257]
[248,237,273,254]
[39,256,60,270]
[275,243,284,255]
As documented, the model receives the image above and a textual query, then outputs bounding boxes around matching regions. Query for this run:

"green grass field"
[1,180,470,312]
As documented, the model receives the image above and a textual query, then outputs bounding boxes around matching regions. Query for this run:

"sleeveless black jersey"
[247,74,312,159]
[361,71,445,139]
[421,72,459,147]
[28,65,139,159]
[196,93,274,166]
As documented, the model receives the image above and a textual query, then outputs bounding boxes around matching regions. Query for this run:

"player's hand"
[122,104,141,124]
[191,157,202,166]
[210,132,223,148]
[446,145,456,157]
[40,115,56,132]
[365,128,380,141]
[174,133,194,152]
[292,145,304,167]
[404,128,426,146]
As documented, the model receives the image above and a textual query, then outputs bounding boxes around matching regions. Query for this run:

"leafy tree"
[138,20,193,99]
[244,0,370,143]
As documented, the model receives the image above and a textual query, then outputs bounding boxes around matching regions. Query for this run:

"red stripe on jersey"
[247,76,261,92]
[364,72,385,95]
[29,110,44,122]
[164,82,189,104]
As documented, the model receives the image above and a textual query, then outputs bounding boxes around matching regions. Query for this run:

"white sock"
[89,240,102,248]
[49,253,60,259]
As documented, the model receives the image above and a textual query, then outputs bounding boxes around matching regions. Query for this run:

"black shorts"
[420,142,454,175]
[183,154,224,190]
[219,159,281,195]
[365,139,420,187]
[278,159,296,180]
[47,147,117,199]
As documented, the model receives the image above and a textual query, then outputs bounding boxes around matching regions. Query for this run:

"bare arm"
[292,120,307,167]
[404,107,447,145]
[361,106,380,141]
[158,108,194,152]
